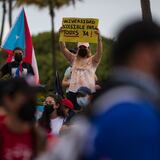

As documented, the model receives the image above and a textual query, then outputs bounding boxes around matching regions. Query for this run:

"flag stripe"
[23,12,32,64]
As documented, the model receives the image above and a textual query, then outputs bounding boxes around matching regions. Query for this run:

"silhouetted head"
[111,20,160,82]
[111,20,160,67]
[77,42,90,58]
[13,47,24,63]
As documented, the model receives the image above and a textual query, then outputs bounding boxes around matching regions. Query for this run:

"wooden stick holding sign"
[59,17,99,43]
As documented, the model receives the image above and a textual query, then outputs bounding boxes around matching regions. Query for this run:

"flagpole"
[48,0,56,84]
[0,0,7,45]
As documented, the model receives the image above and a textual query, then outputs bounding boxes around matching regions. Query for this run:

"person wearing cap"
[61,98,74,118]
[64,87,93,124]
[76,86,92,110]
[59,28,103,110]
[40,97,74,136]
[0,47,34,79]
[59,98,76,134]
[56,98,74,135]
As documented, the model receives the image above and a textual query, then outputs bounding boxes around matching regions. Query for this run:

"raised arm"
[92,28,103,64]
[59,28,75,64]
[59,42,75,63]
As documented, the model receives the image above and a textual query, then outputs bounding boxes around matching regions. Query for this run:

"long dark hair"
[56,105,67,118]
[38,95,61,132]
[38,107,52,132]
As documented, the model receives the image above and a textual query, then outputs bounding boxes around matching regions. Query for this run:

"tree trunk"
[8,0,12,28]
[49,1,56,83]
[0,0,7,45]
[140,0,152,21]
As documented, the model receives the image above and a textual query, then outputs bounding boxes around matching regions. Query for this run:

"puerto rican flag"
[1,8,39,84]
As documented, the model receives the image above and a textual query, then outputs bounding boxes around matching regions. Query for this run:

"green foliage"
[37,93,45,105]
[0,50,8,65]
[32,32,69,85]
[96,38,113,81]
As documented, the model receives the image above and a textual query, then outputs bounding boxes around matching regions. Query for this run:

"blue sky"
[1,0,160,39]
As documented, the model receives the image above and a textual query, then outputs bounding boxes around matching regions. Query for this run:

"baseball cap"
[77,87,92,96]
[77,42,89,48]
[61,98,74,110]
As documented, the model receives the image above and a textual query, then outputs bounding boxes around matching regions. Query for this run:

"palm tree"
[0,0,7,45]
[16,0,82,81]
[140,0,152,21]
[8,0,14,27]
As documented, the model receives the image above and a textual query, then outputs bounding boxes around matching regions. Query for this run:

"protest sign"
[59,17,99,43]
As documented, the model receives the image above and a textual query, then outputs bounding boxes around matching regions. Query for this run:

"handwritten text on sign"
[60,18,99,43]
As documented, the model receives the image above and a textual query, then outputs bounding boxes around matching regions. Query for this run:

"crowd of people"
[0,20,160,160]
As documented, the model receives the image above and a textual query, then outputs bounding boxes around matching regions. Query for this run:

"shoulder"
[90,86,160,159]
[88,55,94,61]
[64,67,72,76]
[91,100,159,145]
[92,86,159,132]
[1,62,11,68]
[89,55,99,66]
[9,61,17,65]
[92,86,144,115]
[0,63,13,72]
[95,101,157,124]
[92,85,159,127]
[90,101,160,160]
[22,62,31,66]
[22,62,33,70]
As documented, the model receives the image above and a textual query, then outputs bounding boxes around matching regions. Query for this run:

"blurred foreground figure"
[0,81,8,122]
[0,78,46,160]
[87,20,160,160]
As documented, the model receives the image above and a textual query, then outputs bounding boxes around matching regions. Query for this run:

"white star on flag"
[16,35,19,40]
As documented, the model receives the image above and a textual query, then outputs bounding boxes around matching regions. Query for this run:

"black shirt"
[0,61,34,78]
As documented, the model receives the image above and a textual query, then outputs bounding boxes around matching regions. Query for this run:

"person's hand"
[59,26,65,34]
[94,28,100,36]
